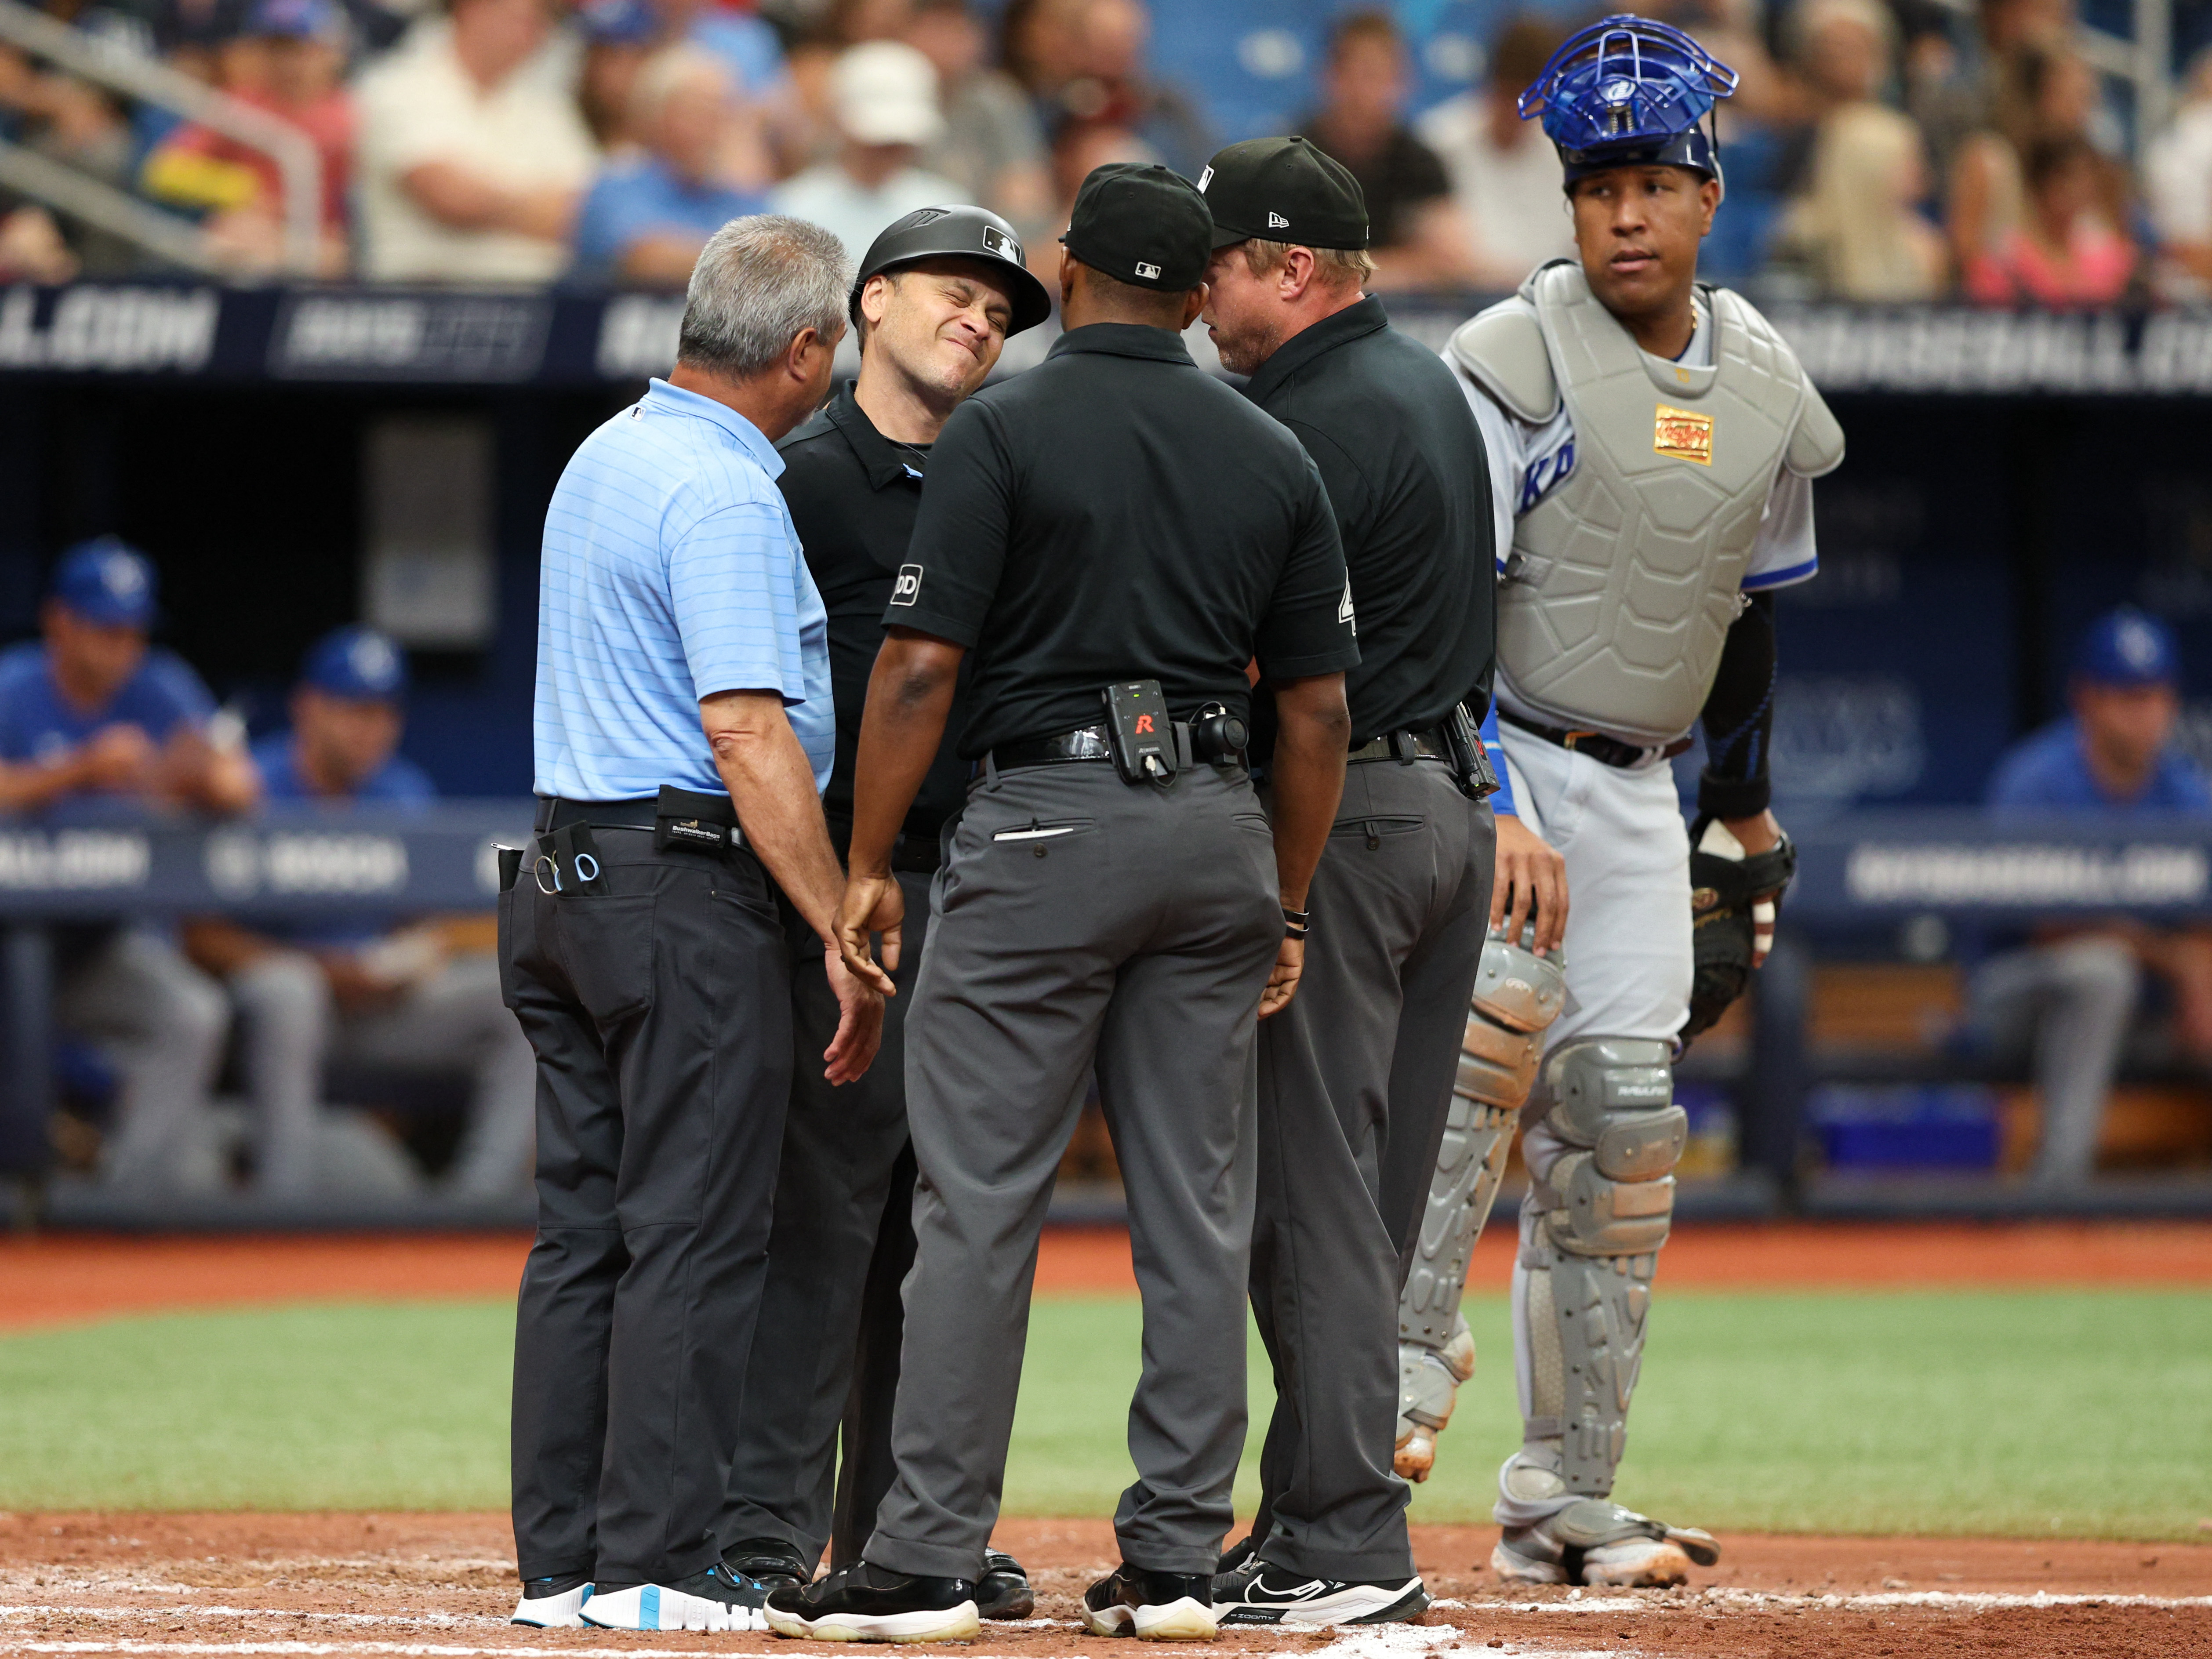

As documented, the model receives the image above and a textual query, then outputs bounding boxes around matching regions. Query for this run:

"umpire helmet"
[850,205,1054,336]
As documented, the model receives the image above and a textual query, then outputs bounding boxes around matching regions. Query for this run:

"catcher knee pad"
[1539,1038,1685,1256]
[1395,931,1565,1480]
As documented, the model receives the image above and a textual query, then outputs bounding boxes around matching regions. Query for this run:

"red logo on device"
[1135,715,1155,734]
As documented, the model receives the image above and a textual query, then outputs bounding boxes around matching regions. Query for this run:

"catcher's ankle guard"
[1681,817,1795,1046]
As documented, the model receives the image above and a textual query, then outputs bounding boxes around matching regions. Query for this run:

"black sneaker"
[581,1563,769,1631]
[764,1560,980,1643]
[1080,1563,1217,1641]
[1212,1564,1427,1627]
[977,1549,1035,1620]
[725,1537,811,1598]
[1214,1536,1259,1579]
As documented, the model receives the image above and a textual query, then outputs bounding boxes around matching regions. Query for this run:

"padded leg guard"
[1394,932,1565,1481]
[1504,1037,1685,1510]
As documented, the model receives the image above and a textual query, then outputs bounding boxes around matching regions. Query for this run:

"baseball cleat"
[765,1561,981,1642]
[581,1563,769,1630]
[510,1573,592,1627]
[1492,1499,1720,1588]
[1212,1564,1428,1626]
[977,1548,1035,1620]
[1081,1563,1217,1641]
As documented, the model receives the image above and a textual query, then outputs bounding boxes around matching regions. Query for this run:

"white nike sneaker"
[511,1576,592,1627]
[581,1564,770,1631]
[1492,1499,1719,1588]
[1213,1563,1429,1627]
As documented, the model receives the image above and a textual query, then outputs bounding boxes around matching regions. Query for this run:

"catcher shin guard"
[1681,817,1796,1046]
[1395,930,1565,1481]
[1506,1038,1685,1509]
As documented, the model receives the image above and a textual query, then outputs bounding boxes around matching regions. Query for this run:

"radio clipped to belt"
[1103,681,1249,785]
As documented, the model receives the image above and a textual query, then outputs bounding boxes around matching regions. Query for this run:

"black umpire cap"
[1059,162,1213,291]
[1198,136,1369,250]
[852,204,1055,335]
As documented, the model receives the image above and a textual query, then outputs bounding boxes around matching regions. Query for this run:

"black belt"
[989,723,1115,771]
[534,786,746,850]
[1348,726,1451,763]
[1497,708,1693,769]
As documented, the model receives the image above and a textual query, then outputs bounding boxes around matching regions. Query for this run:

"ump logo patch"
[1653,404,1714,466]
[891,563,923,606]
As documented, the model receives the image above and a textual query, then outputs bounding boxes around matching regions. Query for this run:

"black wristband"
[1696,767,1771,821]
[1282,904,1311,939]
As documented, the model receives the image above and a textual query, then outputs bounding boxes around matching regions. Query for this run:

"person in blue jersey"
[507,214,887,1638]
[1973,607,2212,1188]
[0,537,254,1195]
[182,627,536,1202]
[569,46,769,287]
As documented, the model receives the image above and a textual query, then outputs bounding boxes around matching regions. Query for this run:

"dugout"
[2,284,2212,1220]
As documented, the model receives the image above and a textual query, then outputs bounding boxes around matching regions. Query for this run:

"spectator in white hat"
[770,39,962,258]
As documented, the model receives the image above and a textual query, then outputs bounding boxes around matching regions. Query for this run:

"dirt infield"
[0,1513,2205,1659]
[2,1220,2211,1331]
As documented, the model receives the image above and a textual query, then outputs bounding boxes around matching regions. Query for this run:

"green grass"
[0,1290,2205,1537]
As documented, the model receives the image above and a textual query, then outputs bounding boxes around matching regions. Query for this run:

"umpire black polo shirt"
[886,322,1359,760]
[1241,294,1495,744]
[778,383,970,841]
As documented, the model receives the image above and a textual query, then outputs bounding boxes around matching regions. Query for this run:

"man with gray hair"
[506,214,890,1636]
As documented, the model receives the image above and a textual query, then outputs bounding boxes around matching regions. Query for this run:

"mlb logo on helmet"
[981,224,1019,261]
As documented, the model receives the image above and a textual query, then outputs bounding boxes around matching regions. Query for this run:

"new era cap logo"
[891,564,923,606]
[1268,211,1289,229]
[1135,261,1162,280]
[1196,165,1214,191]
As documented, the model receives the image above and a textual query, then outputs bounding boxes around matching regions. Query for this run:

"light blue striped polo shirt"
[534,378,834,799]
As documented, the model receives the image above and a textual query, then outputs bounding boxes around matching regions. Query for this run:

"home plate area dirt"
[1,1514,2207,1659]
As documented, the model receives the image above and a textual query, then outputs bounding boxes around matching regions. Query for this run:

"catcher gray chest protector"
[1465,262,1839,745]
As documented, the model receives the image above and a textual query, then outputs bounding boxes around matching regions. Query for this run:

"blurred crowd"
[0,537,530,1203]
[0,0,2209,302]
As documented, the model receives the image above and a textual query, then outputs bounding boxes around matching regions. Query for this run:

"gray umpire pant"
[722,867,933,1570]
[504,825,792,1587]
[1247,759,1494,1582]
[864,760,1283,1581]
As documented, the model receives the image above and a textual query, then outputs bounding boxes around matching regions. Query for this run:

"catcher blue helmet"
[1518,14,1739,189]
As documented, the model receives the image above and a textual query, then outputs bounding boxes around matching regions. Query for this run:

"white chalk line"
[1431,1587,2212,1613]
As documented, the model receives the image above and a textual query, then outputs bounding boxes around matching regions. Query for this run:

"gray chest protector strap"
[1394,929,1566,1481]
[1472,263,1842,745]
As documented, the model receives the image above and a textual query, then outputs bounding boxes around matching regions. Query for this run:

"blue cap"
[1520,14,1738,187]
[579,0,655,46]
[51,536,158,628]
[2074,607,2180,688]
[301,625,409,701]
[245,0,341,40]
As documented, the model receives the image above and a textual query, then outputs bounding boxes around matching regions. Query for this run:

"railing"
[0,0,321,276]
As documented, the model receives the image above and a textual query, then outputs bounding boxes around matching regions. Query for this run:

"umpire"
[719,205,1051,1614]
[1196,138,1498,1626]
[505,216,890,1637]
[765,163,1358,1646]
